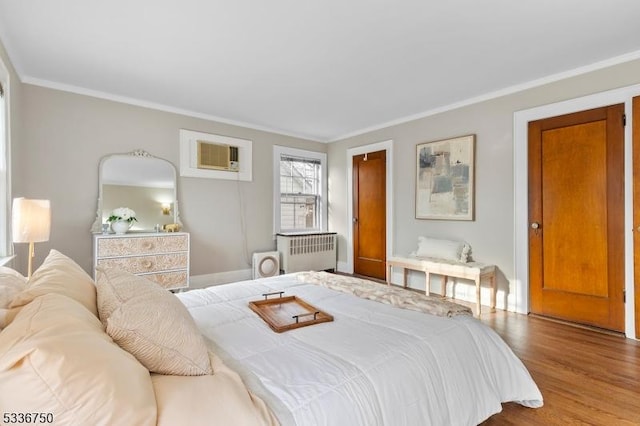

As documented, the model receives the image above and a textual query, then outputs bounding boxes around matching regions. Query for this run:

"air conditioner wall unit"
[197,140,239,172]
[179,129,252,181]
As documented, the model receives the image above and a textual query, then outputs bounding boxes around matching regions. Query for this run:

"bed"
[178,271,543,426]
[1,250,542,425]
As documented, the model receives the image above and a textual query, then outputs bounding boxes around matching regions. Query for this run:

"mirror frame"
[91,149,181,233]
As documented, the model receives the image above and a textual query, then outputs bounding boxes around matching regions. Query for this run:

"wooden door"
[353,150,386,279]
[633,96,640,337]
[529,104,625,332]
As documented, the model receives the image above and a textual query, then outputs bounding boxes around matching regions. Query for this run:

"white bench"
[386,256,496,316]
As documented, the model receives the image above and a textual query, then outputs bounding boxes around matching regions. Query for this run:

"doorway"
[528,104,625,332]
[353,150,386,279]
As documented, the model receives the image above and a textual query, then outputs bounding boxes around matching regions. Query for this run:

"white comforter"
[178,274,542,426]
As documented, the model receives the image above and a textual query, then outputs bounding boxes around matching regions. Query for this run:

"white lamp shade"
[12,198,51,243]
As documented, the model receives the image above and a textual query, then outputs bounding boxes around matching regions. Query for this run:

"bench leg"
[425,272,431,295]
[475,276,481,317]
[386,264,392,286]
[441,276,448,297]
[402,268,408,288]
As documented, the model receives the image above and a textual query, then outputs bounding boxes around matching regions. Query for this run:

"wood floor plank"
[480,311,640,425]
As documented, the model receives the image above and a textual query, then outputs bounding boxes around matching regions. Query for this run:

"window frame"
[0,56,11,261]
[273,146,327,234]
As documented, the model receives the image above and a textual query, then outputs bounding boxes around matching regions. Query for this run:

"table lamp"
[12,198,51,278]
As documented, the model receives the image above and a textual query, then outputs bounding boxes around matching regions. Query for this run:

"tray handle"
[292,311,320,323]
[262,291,285,300]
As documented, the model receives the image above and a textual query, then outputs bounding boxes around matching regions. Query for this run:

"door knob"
[352,217,358,224]
[530,222,540,229]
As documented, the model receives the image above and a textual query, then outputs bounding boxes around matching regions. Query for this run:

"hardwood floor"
[479,310,640,425]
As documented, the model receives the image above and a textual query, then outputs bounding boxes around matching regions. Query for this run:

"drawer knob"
[143,242,154,250]
[141,260,153,269]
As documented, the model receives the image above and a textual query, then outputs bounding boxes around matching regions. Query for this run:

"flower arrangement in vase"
[107,207,137,234]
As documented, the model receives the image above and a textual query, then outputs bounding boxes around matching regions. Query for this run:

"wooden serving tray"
[249,292,333,333]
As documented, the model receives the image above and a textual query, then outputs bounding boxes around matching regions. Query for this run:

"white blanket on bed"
[178,274,542,426]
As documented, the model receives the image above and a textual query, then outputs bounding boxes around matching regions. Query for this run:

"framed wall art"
[415,134,475,220]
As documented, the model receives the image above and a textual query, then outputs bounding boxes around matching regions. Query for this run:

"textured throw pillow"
[0,293,157,425]
[96,267,213,376]
[10,249,98,316]
[0,267,27,329]
[415,236,471,263]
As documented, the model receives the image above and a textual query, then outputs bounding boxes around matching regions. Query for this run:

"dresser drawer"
[93,232,190,290]
[96,234,188,257]
[96,253,188,274]
[142,271,188,290]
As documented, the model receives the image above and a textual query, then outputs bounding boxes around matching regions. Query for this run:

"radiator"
[277,232,337,273]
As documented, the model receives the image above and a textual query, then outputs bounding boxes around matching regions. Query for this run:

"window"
[0,60,10,260]
[273,146,327,233]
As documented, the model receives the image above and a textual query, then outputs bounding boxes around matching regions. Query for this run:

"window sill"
[0,255,15,266]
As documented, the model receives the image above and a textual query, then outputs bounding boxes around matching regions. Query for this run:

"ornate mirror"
[91,150,181,233]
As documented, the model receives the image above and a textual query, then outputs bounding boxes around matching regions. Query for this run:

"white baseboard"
[188,268,252,290]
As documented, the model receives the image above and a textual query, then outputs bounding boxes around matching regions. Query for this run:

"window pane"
[280,155,320,197]
[280,176,292,194]
[280,196,319,230]
[280,195,318,230]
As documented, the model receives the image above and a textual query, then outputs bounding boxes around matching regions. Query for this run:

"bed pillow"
[0,267,27,329]
[96,267,213,376]
[415,236,471,263]
[0,293,157,425]
[10,249,98,317]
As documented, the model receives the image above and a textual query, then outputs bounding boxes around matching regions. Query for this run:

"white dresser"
[93,232,190,290]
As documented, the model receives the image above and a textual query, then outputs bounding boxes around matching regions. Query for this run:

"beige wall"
[14,85,326,275]
[328,59,640,306]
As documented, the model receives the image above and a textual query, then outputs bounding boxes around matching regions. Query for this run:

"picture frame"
[415,134,475,220]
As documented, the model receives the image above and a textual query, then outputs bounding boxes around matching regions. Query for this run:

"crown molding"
[20,76,323,143]
[330,49,640,142]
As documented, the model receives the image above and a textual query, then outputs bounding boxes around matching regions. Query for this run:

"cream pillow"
[10,249,98,316]
[415,236,471,263]
[0,267,27,329]
[151,352,277,426]
[96,267,213,376]
[0,293,157,425]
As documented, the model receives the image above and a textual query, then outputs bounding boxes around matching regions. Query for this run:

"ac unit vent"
[197,141,240,172]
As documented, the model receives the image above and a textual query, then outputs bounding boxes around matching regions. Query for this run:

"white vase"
[111,220,131,235]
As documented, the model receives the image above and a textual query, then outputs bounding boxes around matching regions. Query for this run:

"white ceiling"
[1,1,640,142]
